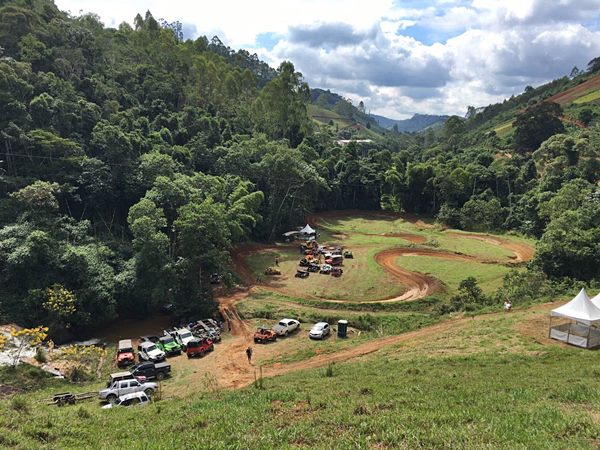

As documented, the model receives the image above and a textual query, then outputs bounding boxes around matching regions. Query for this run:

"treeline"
[0,0,408,339]
[0,0,598,339]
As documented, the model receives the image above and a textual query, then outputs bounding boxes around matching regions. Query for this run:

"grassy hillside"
[475,73,600,139]
[2,303,599,449]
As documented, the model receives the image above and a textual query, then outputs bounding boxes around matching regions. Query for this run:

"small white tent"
[299,224,316,236]
[549,289,600,348]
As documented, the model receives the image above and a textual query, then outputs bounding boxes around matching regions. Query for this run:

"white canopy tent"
[590,292,600,310]
[299,224,316,235]
[549,289,600,348]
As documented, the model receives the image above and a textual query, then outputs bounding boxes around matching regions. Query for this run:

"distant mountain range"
[371,113,450,133]
[309,88,448,134]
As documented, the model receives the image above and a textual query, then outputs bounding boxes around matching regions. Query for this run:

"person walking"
[245,346,253,364]
[275,256,279,266]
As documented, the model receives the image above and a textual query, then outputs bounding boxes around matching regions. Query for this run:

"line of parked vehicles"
[253,318,332,343]
[102,319,223,408]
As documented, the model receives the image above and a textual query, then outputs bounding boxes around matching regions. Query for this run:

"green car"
[157,335,182,356]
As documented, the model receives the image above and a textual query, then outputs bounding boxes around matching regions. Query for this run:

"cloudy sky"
[55,0,600,119]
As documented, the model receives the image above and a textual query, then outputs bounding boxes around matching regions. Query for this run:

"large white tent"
[549,289,600,349]
[590,292,600,310]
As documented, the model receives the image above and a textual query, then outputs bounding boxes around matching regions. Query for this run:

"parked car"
[343,250,353,258]
[116,339,135,368]
[137,341,166,363]
[167,328,195,351]
[307,263,320,272]
[102,392,150,409]
[309,322,331,340]
[186,338,214,358]
[131,361,171,381]
[191,321,221,342]
[273,319,300,336]
[253,327,277,344]
[156,335,182,356]
[106,371,144,388]
[325,255,343,266]
[210,273,223,284]
[295,268,309,278]
[299,258,310,267]
[99,379,157,403]
[331,267,344,277]
[319,264,332,274]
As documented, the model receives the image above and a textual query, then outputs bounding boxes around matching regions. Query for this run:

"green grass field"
[493,120,514,137]
[396,255,514,294]
[573,89,600,104]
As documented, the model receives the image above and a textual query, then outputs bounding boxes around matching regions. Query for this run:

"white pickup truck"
[99,379,157,403]
[272,318,300,336]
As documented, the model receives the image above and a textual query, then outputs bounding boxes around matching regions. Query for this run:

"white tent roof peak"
[551,288,600,325]
[591,291,600,309]
[299,224,315,234]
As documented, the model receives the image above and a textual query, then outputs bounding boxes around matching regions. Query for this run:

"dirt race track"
[162,213,539,396]
[235,214,534,304]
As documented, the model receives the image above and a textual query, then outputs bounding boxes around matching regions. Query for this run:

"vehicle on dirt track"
[309,322,331,340]
[343,250,353,258]
[253,327,277,343]
[264,266,281,276]
[102,392,150,409]
[156,335,182,356]
[331,267,344,277]
[319,264,332,274]
[116,339,135,368]
[99,379,157,403]
[272,319,301,336]
[130,361,171,381]
[138,341,166,363]
[307,263,320,272]
[295,268,309,278]
[186,338,214,358]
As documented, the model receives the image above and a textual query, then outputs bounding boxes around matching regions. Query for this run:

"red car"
[186,338,214,358]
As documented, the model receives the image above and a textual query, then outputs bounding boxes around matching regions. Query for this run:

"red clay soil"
[546,74,600,106]
[203,306,544,391]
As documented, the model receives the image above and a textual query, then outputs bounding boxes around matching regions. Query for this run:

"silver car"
[309,322,330,340]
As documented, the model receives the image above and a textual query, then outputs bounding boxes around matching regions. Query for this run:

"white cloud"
[54,0,600,118]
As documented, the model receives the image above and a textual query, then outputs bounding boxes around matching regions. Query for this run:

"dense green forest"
[0,0,598,340]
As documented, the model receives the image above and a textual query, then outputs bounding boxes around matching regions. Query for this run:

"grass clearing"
[244,245,406,302]
[396,255,515,294]
[573,89,600,104]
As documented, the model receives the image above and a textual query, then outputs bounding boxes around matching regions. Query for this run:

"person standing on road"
[245,346,253,364]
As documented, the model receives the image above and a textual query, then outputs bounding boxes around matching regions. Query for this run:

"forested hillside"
[0,0,598,341]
